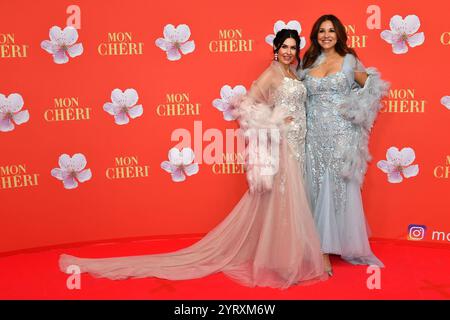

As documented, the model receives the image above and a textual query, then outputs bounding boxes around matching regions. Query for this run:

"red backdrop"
[1,0,449,254]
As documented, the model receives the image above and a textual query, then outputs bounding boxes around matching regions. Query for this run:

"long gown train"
[59,61,327,289]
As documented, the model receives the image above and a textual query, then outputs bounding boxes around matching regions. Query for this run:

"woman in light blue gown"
[300,15,389,274]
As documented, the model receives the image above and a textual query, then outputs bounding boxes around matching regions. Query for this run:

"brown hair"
[302,14,357,69]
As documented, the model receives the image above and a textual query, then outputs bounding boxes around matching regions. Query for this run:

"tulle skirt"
[59,140,327,289]
[305,157,384,267]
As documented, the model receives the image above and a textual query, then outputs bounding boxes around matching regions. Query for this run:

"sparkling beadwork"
[273,77,307,173]
[303,71,358,215]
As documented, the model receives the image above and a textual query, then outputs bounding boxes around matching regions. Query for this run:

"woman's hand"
[284,116,294,124]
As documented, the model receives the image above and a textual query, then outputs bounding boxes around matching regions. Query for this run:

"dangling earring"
[274,53,278,61]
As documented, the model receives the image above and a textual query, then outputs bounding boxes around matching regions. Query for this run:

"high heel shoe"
[322,254,333,276]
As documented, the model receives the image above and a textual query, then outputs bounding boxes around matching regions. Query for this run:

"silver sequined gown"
[278,77,307,171]
[303,54,383,267]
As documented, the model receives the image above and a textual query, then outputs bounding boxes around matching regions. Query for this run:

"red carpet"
[1,237,449,300]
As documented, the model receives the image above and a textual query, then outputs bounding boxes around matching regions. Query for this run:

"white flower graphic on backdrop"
[103,88,144,125]
[51,153,92,189]
[161,147,199,182]
[212,85,247,121]
[155,24,195,61]
[377,147,419,183]
[41,26,84,64]
[380,15,425,54]
[440,96,450,110]
[265,20,306,49]
[0,93,29,132]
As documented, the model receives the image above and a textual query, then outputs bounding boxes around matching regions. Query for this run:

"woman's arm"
[354,71,368,87]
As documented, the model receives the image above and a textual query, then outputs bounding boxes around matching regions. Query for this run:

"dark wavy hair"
[302,14,357,69]
[273,29,301,70]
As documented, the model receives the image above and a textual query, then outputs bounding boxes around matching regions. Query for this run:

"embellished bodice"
[274,77,307,168]
[303,72,355,138]
[304,72,350,97]
[303,71,358,216]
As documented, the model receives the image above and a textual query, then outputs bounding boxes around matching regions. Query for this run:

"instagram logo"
[408,224,427,241]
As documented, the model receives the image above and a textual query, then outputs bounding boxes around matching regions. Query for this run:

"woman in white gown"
[59,29,328,289]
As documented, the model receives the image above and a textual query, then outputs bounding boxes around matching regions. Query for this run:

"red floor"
[0,237,449,300]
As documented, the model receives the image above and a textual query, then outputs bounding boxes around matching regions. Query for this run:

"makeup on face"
[277,37,296,65]
[317,20,337,50]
